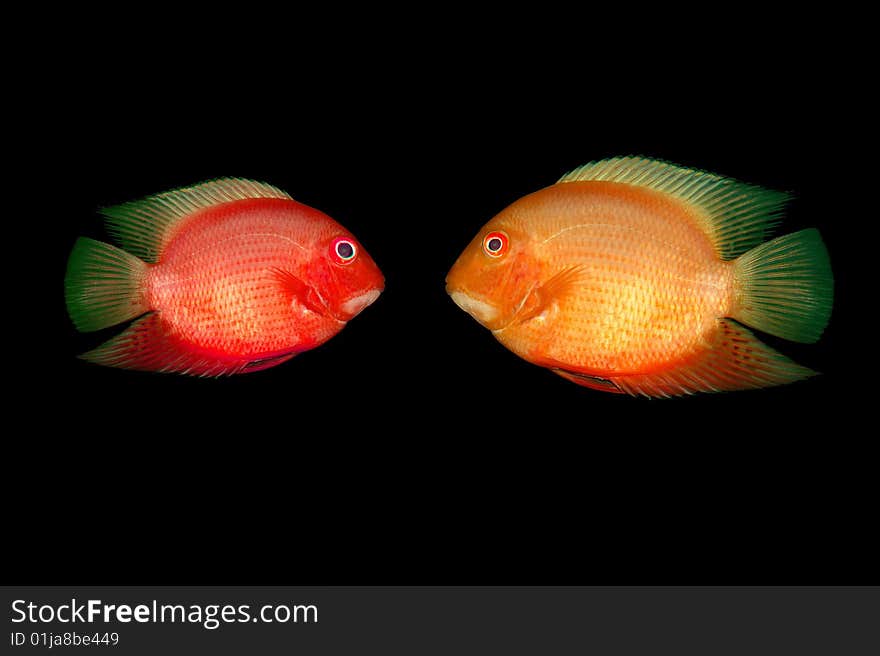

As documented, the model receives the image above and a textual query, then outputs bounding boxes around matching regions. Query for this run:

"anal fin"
[79,313,293,377]
[610,319,816,398]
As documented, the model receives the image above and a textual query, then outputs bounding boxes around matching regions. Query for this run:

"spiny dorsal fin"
[102,178,292,262]
[558,156,790,260]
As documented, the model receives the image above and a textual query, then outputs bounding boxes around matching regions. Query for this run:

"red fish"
[446,157,833,397]
[65,179,384,375]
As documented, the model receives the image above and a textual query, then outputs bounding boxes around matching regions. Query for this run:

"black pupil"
[487,237,502,252]
[337,241,354,259]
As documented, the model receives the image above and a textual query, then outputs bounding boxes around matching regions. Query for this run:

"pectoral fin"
[517,266,586,323]
[270,268,328,315]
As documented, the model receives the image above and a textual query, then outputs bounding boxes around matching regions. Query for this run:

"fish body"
[446,157,833,397]
[66,179,384,375]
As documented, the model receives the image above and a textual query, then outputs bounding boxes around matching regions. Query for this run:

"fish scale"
[501,185,729,374]
[151,214,323,356]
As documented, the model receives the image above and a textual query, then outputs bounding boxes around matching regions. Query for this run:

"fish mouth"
[447,288,500,326]
[448,285,543,333]
[336,288,383,321]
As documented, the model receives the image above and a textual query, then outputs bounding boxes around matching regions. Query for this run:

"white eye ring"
[333,238,357,264]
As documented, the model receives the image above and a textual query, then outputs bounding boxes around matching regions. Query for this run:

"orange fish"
[65,179,384,375]
[446,157,833,397]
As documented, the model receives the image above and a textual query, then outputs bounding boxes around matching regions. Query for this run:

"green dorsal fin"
[558,156,790,260]
[101,178,292,262]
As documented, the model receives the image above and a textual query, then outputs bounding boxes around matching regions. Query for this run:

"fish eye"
[482,231,509,258]
[332,237,357,265]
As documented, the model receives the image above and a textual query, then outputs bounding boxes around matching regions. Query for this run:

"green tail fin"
[65,237,149,332]
[733,228,833,343]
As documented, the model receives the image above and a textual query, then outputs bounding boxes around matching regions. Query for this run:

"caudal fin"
[65,237,149,332]
[732,229,833,343]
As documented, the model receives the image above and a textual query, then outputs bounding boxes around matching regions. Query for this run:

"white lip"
[449,291,498,324]
[340,289,381,318]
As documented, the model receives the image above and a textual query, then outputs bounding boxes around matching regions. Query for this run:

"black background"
[8,15,869,587]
